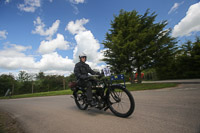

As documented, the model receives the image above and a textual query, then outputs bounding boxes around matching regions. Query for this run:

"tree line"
[0,71,76,97]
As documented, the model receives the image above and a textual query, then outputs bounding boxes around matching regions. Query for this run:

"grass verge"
[126,83,177,91]
[0,90,72,99]
[0,83,177,99]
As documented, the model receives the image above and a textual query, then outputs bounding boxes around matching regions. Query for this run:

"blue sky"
[0,0,200,76]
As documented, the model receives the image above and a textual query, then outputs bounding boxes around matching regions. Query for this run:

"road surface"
[0,81,200,133]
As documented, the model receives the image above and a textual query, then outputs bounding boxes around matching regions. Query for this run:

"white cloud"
[32,17,60,40]
[168,1,184,14]
[38,34,69,54]
[69,0,85,4]
[172,2,200,37]
[5,0,11,4]
[66,18,104,66]
[0,44,35,70]
[73,31,102,63]
[0,43,74,75]
[71,4,79,15]
[4,44,32,52]
[18,0,41,13]
[0,30,8,40]
[66,18,88,34]
[0,56,35,70]
[86,61,106,72]
[69,0,85,14]
[35,52,74,72]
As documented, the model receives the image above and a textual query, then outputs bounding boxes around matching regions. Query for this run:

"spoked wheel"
[108,86,135,118]
[74,89,88,110]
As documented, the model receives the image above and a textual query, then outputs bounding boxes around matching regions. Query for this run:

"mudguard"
[73,87,85,97]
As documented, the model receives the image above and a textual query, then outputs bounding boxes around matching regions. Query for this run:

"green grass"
[0,90,73,99]
[126,83,177,91]
[0,83,177,99]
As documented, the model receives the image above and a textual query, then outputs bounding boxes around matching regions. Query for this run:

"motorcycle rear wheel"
[74,89,88,110]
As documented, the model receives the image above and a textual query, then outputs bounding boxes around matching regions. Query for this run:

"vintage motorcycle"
[69,74,135,118]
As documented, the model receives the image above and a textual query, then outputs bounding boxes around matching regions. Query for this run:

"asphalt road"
[0,82,200,133]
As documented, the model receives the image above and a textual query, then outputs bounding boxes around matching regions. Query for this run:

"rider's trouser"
[86,81,93,101]
[77,80,93,101]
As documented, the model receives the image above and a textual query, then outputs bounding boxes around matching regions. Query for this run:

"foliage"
[0,74,15,96]
[0,72,68,96]
[103,9,177,83]
[65,73,76,89]
[174,37,200,79]
[36,72,45,80]
[17,71,34,82]
[142,68,157,80]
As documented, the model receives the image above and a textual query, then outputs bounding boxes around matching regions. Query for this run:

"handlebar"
[89,75,100,77]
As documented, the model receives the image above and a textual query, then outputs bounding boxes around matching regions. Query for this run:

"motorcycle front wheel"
[108,86,135,118]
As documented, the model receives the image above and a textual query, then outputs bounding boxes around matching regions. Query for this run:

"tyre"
[74,89,88,110]
[108,85,135,118]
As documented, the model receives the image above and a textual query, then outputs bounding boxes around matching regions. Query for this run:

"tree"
[0,74,15,96]
[65,73,76,89]
[192,37,200,78]
[37,75,64,92]
[180,40,193,56]
[36,72,45,80]
[17,71,32,82]
[153,30,178,80]
[16,71,36,94]
[103,9,177,82]
[174,36,200,79]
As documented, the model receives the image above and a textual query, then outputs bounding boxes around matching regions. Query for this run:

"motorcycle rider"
[74,52,99,106]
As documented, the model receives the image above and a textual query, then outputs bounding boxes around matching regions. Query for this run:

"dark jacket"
[74,61,96,80]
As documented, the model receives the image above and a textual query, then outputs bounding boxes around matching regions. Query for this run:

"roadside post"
[4,89,11,97]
